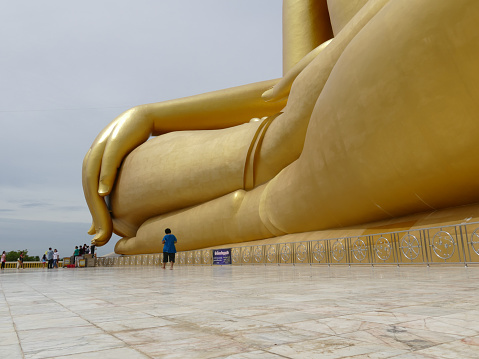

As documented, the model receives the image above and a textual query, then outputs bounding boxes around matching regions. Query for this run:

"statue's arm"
[148,79,286,135]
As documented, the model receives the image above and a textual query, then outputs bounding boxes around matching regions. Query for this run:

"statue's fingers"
[92,228,111,246]
[261,87,275,101]
[87,223,96,235]
[99,109,152,196]
[85,151,113,245]
[83,118,119,198]
[82,149,93,219]
[84,133,114,244]
[82,150,99,235]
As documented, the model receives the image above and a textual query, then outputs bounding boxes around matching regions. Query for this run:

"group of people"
[41,248,60,269]
[73,243,95,257]
[0,251,25,269]
[71,243,95,267]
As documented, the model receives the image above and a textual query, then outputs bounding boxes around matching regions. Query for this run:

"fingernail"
[98,183,110,195]
[262,88,274,101]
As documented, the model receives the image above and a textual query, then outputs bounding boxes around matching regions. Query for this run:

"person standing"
[46,248,54,269]
[18,252,24,269]
[1,251,6,270]
[41,253,47,268]
[72,246,79,267]
[53,249,59,268]
[161,228,177,270]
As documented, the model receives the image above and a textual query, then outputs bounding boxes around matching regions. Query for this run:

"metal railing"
[95,221,479,267]
[1,261,64,269]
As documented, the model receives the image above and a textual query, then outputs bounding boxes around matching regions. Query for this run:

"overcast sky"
[0,0,282,258]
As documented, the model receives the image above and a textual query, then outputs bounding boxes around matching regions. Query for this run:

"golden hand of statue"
[82,107,153,245]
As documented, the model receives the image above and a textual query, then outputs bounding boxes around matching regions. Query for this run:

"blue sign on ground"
[213,249,231,265]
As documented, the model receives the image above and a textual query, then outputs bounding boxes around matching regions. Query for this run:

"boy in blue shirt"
[162,228,177,270]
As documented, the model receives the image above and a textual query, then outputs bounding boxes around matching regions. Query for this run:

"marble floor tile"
[356,351,441,358]
[267,335,405,359]
[52,347,151,359]
[221,350,286,358]
[339,324,462,350]
[389,305,466,318]
[196,316,276,333]
[438,309,479,322]
[414,336,479,359]
[112,325,203,346]
[228,325,325,348]
[430,315,479,332]
[0,330,21,346]
[22,333,126,359]
[0,322,16,332]
[76,307,154,324]
[140,304,199,317]
[284,317,382,336]
[8,304,70,316]
[400,317,479,337]
[0,343,24,357]
[133,333,250,359]
[217,306,291,318]
[253,310,323,325]
[338,310,428,326]
[298,303,361,318]
[95,316,175,332]
[54,299,111,310]
[0,308,12,316]
[163,310,236,325]
[14,315,91,331]
[17,325,105,343]
[12,310,80,325]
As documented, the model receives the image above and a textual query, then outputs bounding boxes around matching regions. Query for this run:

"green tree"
[5,250,38,262]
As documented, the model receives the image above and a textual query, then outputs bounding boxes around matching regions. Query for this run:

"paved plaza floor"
[1,265,478,358]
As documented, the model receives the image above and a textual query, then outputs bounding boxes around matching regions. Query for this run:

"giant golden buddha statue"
[83,0,479,254]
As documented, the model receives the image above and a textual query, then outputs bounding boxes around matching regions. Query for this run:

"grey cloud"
[58,205,85,212]
[21,202,51,208]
